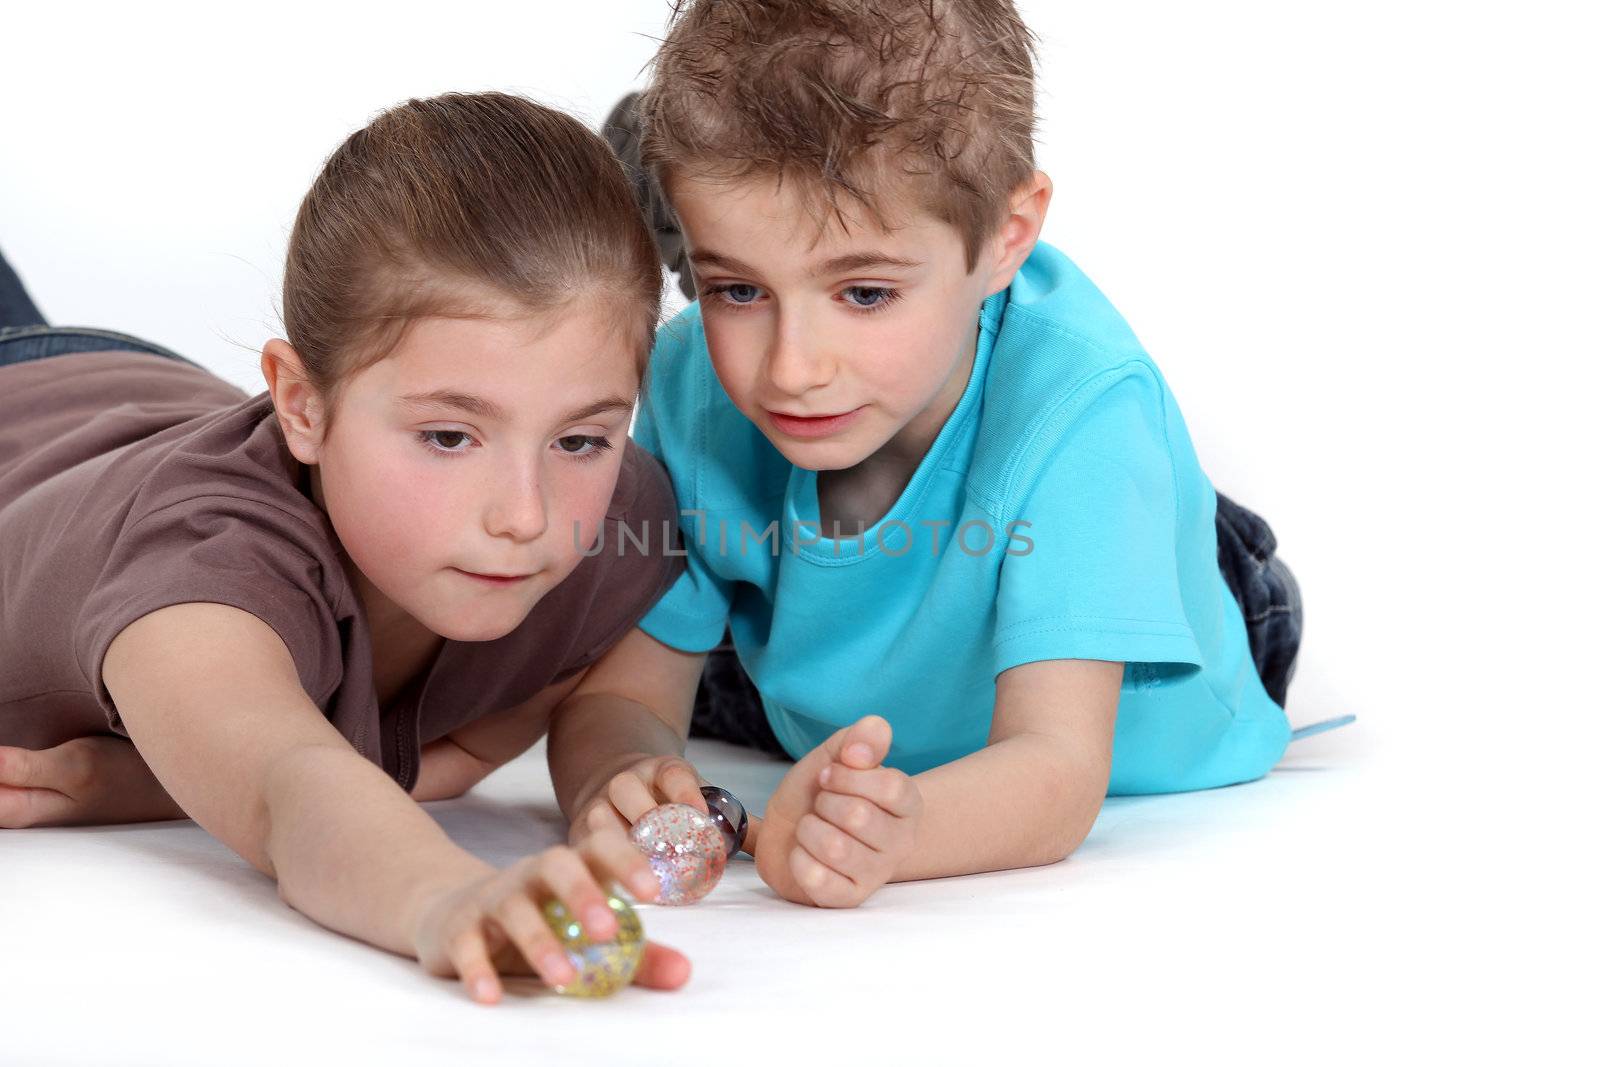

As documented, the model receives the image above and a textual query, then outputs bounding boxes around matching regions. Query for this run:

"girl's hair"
[282,91,661,423]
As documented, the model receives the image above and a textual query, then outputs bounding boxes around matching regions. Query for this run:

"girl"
[0,92,705,1003]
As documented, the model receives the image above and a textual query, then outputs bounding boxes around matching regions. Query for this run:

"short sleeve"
[992,373,1203,678]
[629,324,735,654]
[74,496,344,734]
[635,528,736,653]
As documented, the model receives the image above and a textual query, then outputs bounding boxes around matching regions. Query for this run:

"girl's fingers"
[492,891,577,988]
[795,811,877,878]
[818,762,919,817]
[788,840,861,908]
[654,760,708,812]
[606,772,659,824]
[580,829,662,904]
[812,788,896,850]
[448,925,502,1005]
[0,784,73,829]
[633,941,692,990]
[0,746,44,787]
[525,846,619,942]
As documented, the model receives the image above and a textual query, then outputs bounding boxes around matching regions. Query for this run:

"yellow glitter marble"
[541,894,644,998]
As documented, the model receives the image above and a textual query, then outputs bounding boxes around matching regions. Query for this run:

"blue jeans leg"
[0,243,201,370]
[1,245,48,329]
[1214,491,1303,707]
[0,325,204,370]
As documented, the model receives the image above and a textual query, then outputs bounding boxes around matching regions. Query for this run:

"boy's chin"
[768,436,873,472]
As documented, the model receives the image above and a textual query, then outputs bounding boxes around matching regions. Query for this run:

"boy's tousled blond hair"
[641,0,1038,270]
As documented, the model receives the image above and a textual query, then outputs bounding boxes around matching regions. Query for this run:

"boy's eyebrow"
[689,248,921,277]
[814,251,922,275]
[689,249,761,276]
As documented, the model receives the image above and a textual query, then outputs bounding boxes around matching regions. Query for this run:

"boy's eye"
[709,283,763,305]
[841,285,897,309]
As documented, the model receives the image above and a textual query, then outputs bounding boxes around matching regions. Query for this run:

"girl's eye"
[418,429,475,456]
[708,282,764,306]
[841,285,899,311]
[556,435,614,460]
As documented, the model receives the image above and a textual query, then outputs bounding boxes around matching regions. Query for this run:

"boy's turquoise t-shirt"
[632,240,1290,795]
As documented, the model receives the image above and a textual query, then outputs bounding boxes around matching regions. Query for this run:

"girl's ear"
[982,169,1054,298]
[260,339,328,465]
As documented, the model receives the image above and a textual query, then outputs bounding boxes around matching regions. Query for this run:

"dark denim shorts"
[0,324,203,370]
[688,492,1305,758]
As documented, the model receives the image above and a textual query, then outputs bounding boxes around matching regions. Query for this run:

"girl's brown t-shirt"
[0,351,685,791]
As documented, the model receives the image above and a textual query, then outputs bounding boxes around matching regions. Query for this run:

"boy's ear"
[982,170,1053,297]
[260,338,328,465]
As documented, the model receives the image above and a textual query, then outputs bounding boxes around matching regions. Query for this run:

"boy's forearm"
[892,734,1107,883]
[262,744,492,957]
[546,693,688,820]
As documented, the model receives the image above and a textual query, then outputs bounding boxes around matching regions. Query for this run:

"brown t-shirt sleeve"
[548,442,688,682]
[74,493,345,735]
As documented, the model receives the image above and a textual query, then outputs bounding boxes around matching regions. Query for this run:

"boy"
[564,0,1305,908]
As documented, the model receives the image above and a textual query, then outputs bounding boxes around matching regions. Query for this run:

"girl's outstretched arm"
[101,602,688,999]
[104,602,483,949]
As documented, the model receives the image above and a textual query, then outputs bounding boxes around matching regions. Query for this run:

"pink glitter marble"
[629,802,728,905]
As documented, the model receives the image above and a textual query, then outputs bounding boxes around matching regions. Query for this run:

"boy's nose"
[763,311,835,397]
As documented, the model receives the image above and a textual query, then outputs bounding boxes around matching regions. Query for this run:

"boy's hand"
[568,755,709,847]
[755,715,921,908]
[410,830,690,1004]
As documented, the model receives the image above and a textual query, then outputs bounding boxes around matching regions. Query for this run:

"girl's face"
[272,299,642,643]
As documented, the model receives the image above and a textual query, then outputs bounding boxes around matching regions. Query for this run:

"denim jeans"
[0,244,202,370]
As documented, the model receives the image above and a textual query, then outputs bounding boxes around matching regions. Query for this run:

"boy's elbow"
[1038,819,1093,866]
[1037,758,1109,866]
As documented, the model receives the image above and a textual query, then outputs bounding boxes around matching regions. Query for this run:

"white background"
[2,1,1596,1063]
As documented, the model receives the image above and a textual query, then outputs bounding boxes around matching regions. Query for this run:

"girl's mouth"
[453,568,535,587]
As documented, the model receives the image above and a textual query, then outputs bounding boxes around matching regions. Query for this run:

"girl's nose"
[484,470,548,543]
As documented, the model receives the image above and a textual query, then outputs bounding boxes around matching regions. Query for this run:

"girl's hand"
[568,755,709,847]
[411,831,689,1004]
[0,736,187,828]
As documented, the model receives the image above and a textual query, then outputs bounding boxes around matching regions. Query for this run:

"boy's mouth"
[765,406,865,439]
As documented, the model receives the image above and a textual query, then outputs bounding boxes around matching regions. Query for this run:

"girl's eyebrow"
[399,390,509,422]
[558,396,635,424]
[398,391,633,425]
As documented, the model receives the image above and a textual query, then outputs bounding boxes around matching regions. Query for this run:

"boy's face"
[669,173,1013,472]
